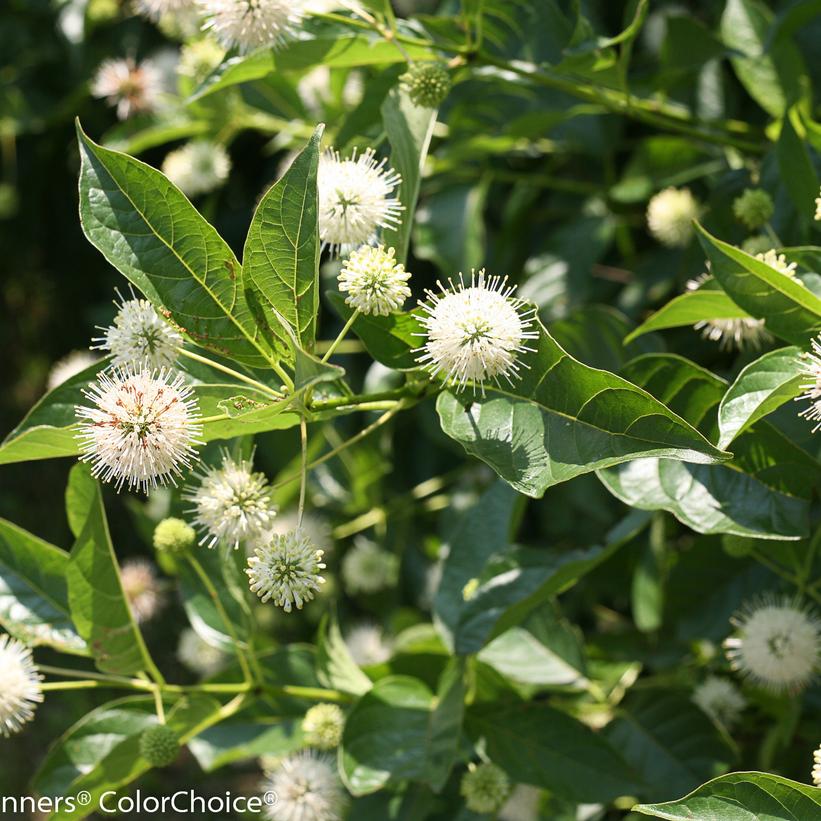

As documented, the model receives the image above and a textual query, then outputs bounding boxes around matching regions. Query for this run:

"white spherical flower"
[646,187,700,247]
[75,367,202,494]
[47,350,98,391]
[91,57,163,120]
[136,0,197,20]
[246,530,326,612]
[162,141,231,198]
[261,751,345,821]
[120,559,165,624]
[185,451,276,549]
[416,270,538,393]
[692,676,746,728]
[344,623,392,666]
[177,627,228,676]
[797,335,821,432]
[755,249,800,281]
[723,597,820,692]
[341,537,399,595]
[0,634,43,737]
[813,744,821,787]
[198,0,307,53]
[338,245,411,316]
[92,292,182,370]
[318,148,403,255]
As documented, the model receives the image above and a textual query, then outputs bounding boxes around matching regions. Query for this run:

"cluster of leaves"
[2,0,821,819]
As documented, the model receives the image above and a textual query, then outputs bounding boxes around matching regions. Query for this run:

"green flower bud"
[741,234,772,256]
[139,725,180,768]
[400,61,451,109]
[153,517,195,555]
[302,703,345,750]
[733,188,774,230]
[460,762,510,814]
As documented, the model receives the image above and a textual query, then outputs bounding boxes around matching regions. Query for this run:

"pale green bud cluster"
[733,188,774,230]
[400,62,452,108]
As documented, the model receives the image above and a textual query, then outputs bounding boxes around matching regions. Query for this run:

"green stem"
[153,685,166,724]
[186,554,255,684]
[178,348,286,400]
[321,310,360,363]
[41,680,113,691]
[314,339,364,355]
[309,386,420,410]
[298,417,308,528]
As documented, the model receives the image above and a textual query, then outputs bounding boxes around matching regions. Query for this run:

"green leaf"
[66,468,156,675]
[0,518,87,655]
[624,288,752,344]
[453,510,649,653]
[178,549,250,653]
[0,358,106,466]
[433,482,520,651]
[477,606,588,688]
[468,701,642,803]
[243,126,322,357]
[340,668,464,795]
[633,771,821,820]
[380,88,437,264]
[188,714,304,772]
[76,122,277,369]
[35,694,223,821]
[192,33,434,101]
[777,112,819,222]
[717,346,804,448]
[435,321,729,498]
[328,292,422,370]
[598,354,821,539]
[696,223,821,345]
[720,0,805,117]
[604,691,735,802]
[316,613,373,696]
[65,458,98,539]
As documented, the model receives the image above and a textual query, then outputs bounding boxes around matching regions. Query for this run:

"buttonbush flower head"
[318,147,402,255]
[686,274,770,351]
[341,537,399,595]
[76,367,202,494]
[692,676,746,728]
[121,559,165,624]
[733,188,774,230]
[460,762,510,815]
[797,334,821,432]
[0,634,43,737]
[400,61,451,108]
[92,291,182,370]
[185,451,276,549]
[338,245,411,316]
[416,270,538,393]
[47,350,98,391]
[723,596,820,692]
[246,529,326,612]
[162,141,231,198]
[178,39,225,81]
[261,751,346,821]
[813,744,821,787]
[139,724,180,767]
[177,627,227,676]
[344,623,392,666]
[91,57,163,120]
[136,0,197,20]
[646,186,700,247]
[198,0,307,53]
[153,517,196,555]
[755,249,799,281]
[302,703,345,750]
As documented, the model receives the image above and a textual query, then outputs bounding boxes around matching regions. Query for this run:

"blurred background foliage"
[1,0,821,816]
